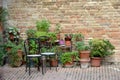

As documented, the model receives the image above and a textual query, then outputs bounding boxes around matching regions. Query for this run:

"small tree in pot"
[89,38,115,67]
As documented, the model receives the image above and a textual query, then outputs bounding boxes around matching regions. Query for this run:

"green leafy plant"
[75,41,90,51]
[35,31,48,38]
[0,44,6,66]
[72,33,84,41]
[5,26,20,40]
[55,23,61,34]
[89,38,115,57]
[64,34,72,40]
[29,40,38,54]
[71,51,80,61]
[0,8,8,22]
[26,29,36,38]
[48,32,57,43]
[60,52,73,65]
[7,42,22,67]
[36,19,50,32]
[4,40,16,49]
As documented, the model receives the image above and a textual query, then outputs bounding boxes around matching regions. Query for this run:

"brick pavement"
[0,64,120,80]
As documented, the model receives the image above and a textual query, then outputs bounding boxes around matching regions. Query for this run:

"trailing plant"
[0,8,8,22]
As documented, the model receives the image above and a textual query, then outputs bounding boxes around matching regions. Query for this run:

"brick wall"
[6,0,120,62]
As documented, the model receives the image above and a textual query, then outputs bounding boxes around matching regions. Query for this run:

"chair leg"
[42,56,46,75]
[49,56,51,70]
[28,58,31,75]
[25,58,27,72]
[38,57,40,71]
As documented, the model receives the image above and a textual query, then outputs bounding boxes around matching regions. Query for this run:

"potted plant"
[5,26,20,42]
[7,42,23,67]
[26,29,36,38]
[48,32,57,44]
[89,38,115,67]
[36,19,50,32]
[60,52,74,67]
[72,33,84,41]
[64,34,72,46]
[75,41,91,68]
[55,23,61,40]
[75,41,90,59]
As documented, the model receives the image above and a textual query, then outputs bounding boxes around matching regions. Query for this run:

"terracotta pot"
[64,62,73,67]
[17,50,23,58]
[65,40,71,46]
[80,59,90,68]
[51,59,58,67]
[91,57,102,67]
[6,47,12,52]
[9,33,14,40]
[79,50,90,59]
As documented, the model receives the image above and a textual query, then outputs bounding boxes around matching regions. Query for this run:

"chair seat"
[27,54,41,57]
[41,52,55,56]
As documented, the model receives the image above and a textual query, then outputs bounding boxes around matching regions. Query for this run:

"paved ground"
[0,64,120,80]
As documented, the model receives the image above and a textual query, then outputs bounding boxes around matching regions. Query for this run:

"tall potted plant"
[75,41,90,59]
[75,41,90,68]
[89,38,115,67]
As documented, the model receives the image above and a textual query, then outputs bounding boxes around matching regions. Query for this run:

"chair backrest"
[24,38,40,55]
[38,36,54,53]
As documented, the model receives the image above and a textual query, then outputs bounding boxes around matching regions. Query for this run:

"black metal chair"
[24,38,44,75]
[38,36,58,72]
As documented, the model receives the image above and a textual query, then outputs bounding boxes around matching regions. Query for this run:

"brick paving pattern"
[1,64,120,80]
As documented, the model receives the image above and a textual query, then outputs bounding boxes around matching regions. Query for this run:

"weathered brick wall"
[5,0,120,62]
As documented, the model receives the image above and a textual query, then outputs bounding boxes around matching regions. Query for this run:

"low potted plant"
[60,52,74,67]
[89,38,115,67]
